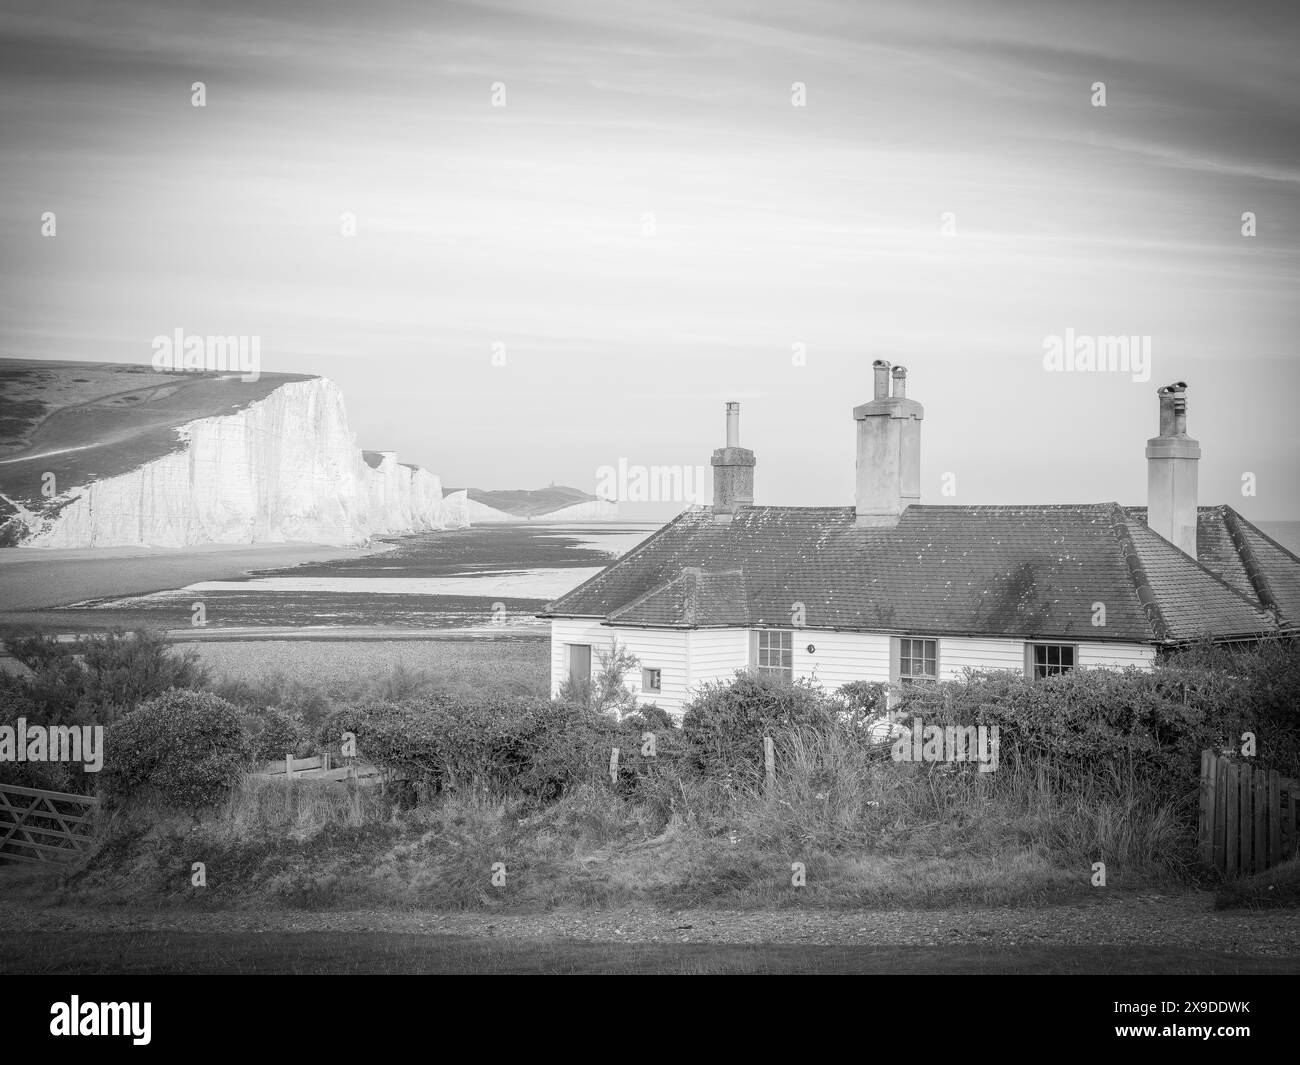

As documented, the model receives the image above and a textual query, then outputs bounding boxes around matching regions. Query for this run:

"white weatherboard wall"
[686,628,751,691]
[794,630,890,689]
[1077,642,1156,668]
[550,621,1157,715]
[551,619,690,710]
[796,632,1154,686]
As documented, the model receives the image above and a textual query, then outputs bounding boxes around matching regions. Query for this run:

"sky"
[1,0,1297,518]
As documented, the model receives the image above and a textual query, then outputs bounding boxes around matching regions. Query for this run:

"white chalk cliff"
[9,377,467,548]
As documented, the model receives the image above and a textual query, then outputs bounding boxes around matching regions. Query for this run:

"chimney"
[854,360,923,528]
[711,401,755,523]
[1145,381,1200,557]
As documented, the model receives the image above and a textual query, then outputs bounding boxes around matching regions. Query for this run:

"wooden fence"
[255,753,383,786]
[0,783,99,864]
[1198,751,1299,878]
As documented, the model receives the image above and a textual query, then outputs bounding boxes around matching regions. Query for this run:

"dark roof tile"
[544,503,1295,644]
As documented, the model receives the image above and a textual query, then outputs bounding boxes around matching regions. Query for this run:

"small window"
[567,644,592,684]
[896,637,938,686]
[1027,643,1076,678]
[753,630,793,682]
[642,667,662,693]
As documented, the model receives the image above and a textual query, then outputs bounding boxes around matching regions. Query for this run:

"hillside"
[0,359,465,548]
[456,485,618,521]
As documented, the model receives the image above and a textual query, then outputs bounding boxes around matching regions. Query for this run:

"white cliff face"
[407,467,446,531]
[464,498,517,523]
[17,378,457,548]
[440,489,470,530]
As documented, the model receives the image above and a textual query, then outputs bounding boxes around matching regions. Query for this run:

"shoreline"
[0,540,392,614]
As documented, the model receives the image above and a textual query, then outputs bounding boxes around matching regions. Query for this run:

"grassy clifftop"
[0,359,312,510]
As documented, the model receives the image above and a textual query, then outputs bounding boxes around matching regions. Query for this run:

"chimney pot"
[872,359,892,400]
[725,401,740,447]
[891,365,907,399]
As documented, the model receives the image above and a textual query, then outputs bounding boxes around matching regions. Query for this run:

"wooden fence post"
[763,736,775,794]
[1282,780,1297,863]
[1197,751,1214,865]
[1212,755,1227,873]
[1268,770,1281,868]
[285,751,294,781]
[1238,763,1253,875]
[1253,767,1267,876]
[1225,760,1239,878]
[609,748,620,786]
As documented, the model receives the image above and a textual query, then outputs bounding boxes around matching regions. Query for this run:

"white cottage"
[541,365,1299,715]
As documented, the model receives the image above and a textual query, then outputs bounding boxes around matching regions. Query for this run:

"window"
[642,667,662,693]
[567,644,592,685]
[752,629,793,682]
[895,637,938,686]
[1027,643,1076,678]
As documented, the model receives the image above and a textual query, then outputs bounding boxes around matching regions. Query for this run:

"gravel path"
[2,892,1297,957]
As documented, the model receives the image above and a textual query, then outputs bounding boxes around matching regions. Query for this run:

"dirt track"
[1,891,1296,957]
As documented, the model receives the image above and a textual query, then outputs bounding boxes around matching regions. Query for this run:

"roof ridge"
[1109,507,1170,641]
[542,508,698,614]
[607,568,693,624]
[1224,505,1300,565]
[682,569,699,627]
[1220,506,1282,616]
[1121,510,1282,634]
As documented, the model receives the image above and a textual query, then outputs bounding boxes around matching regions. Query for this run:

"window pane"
[569,644,591,683]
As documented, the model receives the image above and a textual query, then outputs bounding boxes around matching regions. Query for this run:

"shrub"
[244,706,313,762]
[680,671,833,778]
[5,629,208,726]
[890,663,1268,806]
[556,636,641,718]
[325,695,619,804]
[832,679,890,730]
[0,673,81,793]
[102,689,252,809]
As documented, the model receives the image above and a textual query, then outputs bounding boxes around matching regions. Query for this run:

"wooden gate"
[0,784,99,863]
[1198,751,1298,878]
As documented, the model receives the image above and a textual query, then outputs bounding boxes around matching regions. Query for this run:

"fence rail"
[1198,751,1299,878]
[0,783,99,864]
[255,753,383,785]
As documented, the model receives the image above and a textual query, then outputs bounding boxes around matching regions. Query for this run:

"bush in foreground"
[5,628,209,726]
[102,689,252,810]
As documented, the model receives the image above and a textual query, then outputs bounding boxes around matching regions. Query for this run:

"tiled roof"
[1128,505,1300,628]
[609,568,750,627]
[543,503,1293,644]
